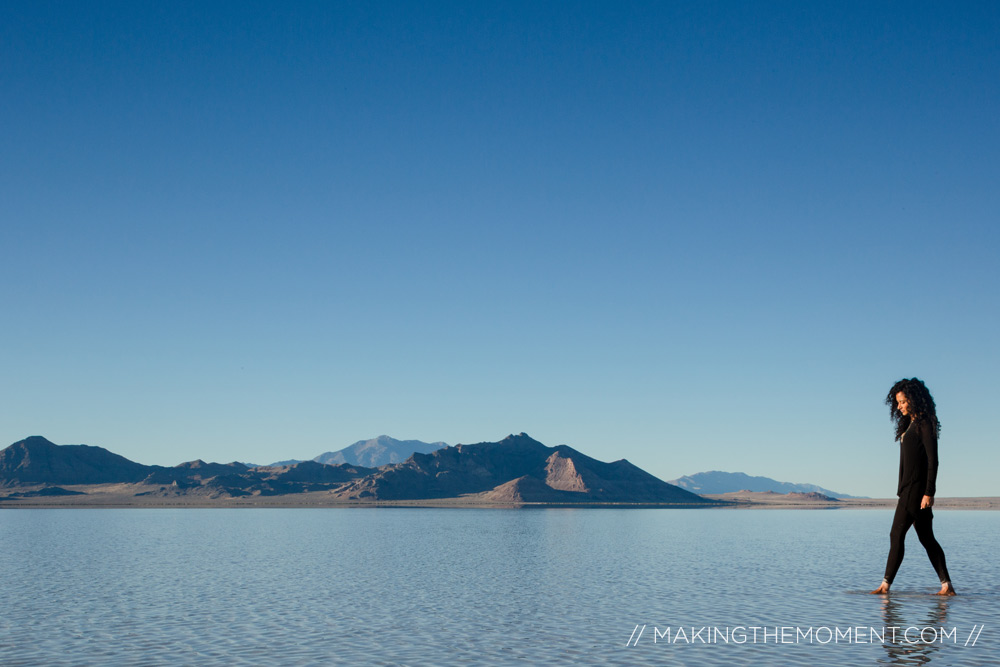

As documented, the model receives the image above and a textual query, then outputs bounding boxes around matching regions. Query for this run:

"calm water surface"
[1,508,997,666]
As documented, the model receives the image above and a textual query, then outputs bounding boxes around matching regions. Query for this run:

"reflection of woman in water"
[872,378,956,595]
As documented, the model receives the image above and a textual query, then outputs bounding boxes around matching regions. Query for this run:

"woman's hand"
[921,495,934,510]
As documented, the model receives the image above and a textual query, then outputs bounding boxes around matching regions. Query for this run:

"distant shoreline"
[702,495,1000,510]
[1,485,998,509]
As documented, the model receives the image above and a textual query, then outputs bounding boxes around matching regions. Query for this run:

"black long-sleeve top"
[897,418,939,497]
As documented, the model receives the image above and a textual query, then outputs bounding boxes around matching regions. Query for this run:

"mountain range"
[0,436,377,498]
[667,470,863,499]
[0,434,709,504]
[331,433,703,503]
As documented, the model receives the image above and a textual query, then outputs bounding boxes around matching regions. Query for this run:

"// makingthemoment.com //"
[624,624,985,647]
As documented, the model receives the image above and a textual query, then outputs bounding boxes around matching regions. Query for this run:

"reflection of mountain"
[333,433,710,503]
[668,470,864,499]
[313,436,447,467]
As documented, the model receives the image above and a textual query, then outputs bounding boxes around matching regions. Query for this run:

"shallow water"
[1,508,996,666]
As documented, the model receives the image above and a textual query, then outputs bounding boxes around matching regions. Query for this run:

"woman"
[872,378,955,595]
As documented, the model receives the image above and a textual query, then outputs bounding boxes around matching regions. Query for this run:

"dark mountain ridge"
[0,436,154,486]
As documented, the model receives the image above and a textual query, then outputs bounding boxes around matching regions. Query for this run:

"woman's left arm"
[921,420,939,509]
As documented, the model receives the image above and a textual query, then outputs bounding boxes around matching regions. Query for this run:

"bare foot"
[935,582,956,596]
[871,582,890,594]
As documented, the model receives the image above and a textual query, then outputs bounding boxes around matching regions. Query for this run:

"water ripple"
[1,508,996,666]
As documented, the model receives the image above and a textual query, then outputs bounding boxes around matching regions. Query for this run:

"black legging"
[884,484,951,585]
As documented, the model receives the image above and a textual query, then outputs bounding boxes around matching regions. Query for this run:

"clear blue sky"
[2,1,998,497]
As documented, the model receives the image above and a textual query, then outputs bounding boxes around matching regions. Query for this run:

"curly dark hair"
[886,378,941,441]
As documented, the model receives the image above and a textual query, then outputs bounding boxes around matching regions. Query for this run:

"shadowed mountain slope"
[139,460,377,498]
[142,460,249,484]
[0,436,156,486]
[258,460,376,484]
